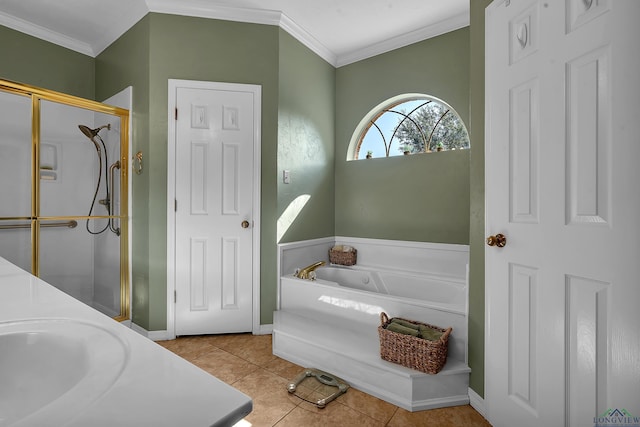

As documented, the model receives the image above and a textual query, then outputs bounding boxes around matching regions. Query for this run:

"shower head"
[78,124,111,140]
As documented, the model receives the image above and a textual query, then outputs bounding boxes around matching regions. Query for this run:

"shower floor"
[89,300,120,318]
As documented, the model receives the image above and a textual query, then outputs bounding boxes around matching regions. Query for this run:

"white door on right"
[485,1,640,426]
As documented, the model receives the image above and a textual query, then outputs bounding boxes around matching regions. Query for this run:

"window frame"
[346,93,469,161]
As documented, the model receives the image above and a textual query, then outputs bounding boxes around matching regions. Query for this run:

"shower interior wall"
[0,93,122,317]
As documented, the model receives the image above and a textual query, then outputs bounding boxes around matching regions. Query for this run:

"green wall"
[95,16,152,328]
[468,0,493,398]
[96,13,281,329]
[148,14,280,328]
[334,26,480,394]
[335,28,470,244]
[277,30,336,245]
[0,26,94,98]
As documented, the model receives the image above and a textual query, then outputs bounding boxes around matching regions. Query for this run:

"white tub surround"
[0,257,252,427]
[274,237,470,412]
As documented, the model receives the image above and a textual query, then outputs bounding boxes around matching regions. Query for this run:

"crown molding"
[0,0,468,66]
[277,13,336,66]
[146,1,468,67]
[0,10,95,56]
[146,0,337,66]
[335,11,470,68]
[146,0,281,26]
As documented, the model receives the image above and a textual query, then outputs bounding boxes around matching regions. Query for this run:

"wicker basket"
[378,312,452,374]
[328,248,357,266]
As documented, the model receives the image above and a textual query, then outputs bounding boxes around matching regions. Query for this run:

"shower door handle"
[109,160,121,209]
[109,160,121,236]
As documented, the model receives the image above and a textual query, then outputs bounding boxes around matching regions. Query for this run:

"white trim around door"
[166,78,262,338]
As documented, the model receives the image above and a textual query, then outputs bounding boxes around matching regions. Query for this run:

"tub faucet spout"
[295,261,326,280]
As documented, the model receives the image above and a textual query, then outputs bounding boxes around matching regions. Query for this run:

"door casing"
[166,79,262,338]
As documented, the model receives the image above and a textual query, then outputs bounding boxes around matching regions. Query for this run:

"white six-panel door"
[485,1,640,426]
[171,81,260,336]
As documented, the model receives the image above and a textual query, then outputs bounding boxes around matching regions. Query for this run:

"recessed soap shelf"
[40,143,58,181]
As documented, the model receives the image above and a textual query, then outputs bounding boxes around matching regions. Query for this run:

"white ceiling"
[0,0,469,67]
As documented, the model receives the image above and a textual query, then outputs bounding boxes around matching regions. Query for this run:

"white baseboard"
[255,324,273,335]
[131,323,272,340]
[131,323,173,341]
[468,387,487,420]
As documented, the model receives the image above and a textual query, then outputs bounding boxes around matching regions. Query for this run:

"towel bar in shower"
[0,220,78,230]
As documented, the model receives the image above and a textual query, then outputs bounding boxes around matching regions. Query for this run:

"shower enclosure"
[0,79,130,321]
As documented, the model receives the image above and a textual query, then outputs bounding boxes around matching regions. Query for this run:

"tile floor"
[157,334,491,427]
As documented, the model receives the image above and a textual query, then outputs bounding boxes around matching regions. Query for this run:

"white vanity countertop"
[0,258,252,427]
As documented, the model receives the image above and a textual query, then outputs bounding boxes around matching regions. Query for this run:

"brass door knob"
[241,220,250,229]
[486,233,507,247]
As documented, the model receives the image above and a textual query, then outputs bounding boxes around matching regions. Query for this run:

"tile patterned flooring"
[157,334,491,427]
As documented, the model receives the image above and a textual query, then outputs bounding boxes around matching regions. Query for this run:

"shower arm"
[109,160,121,236]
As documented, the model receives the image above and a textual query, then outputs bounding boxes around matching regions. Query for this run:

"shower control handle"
[241,220,250,229]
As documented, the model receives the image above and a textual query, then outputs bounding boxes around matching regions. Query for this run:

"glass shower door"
[0,79,129,321]
[38,99,125,317]
[0,89,33,272]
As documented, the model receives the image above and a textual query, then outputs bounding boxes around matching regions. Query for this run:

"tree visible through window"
[351,95,469,160]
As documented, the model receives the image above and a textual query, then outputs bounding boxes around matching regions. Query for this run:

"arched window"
[347,94,469,160]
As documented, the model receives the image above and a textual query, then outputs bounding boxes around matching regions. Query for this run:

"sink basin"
[0,319,129,426]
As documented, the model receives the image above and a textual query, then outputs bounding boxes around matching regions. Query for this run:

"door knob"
[486,233,507,247]
[241,220,250,229]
